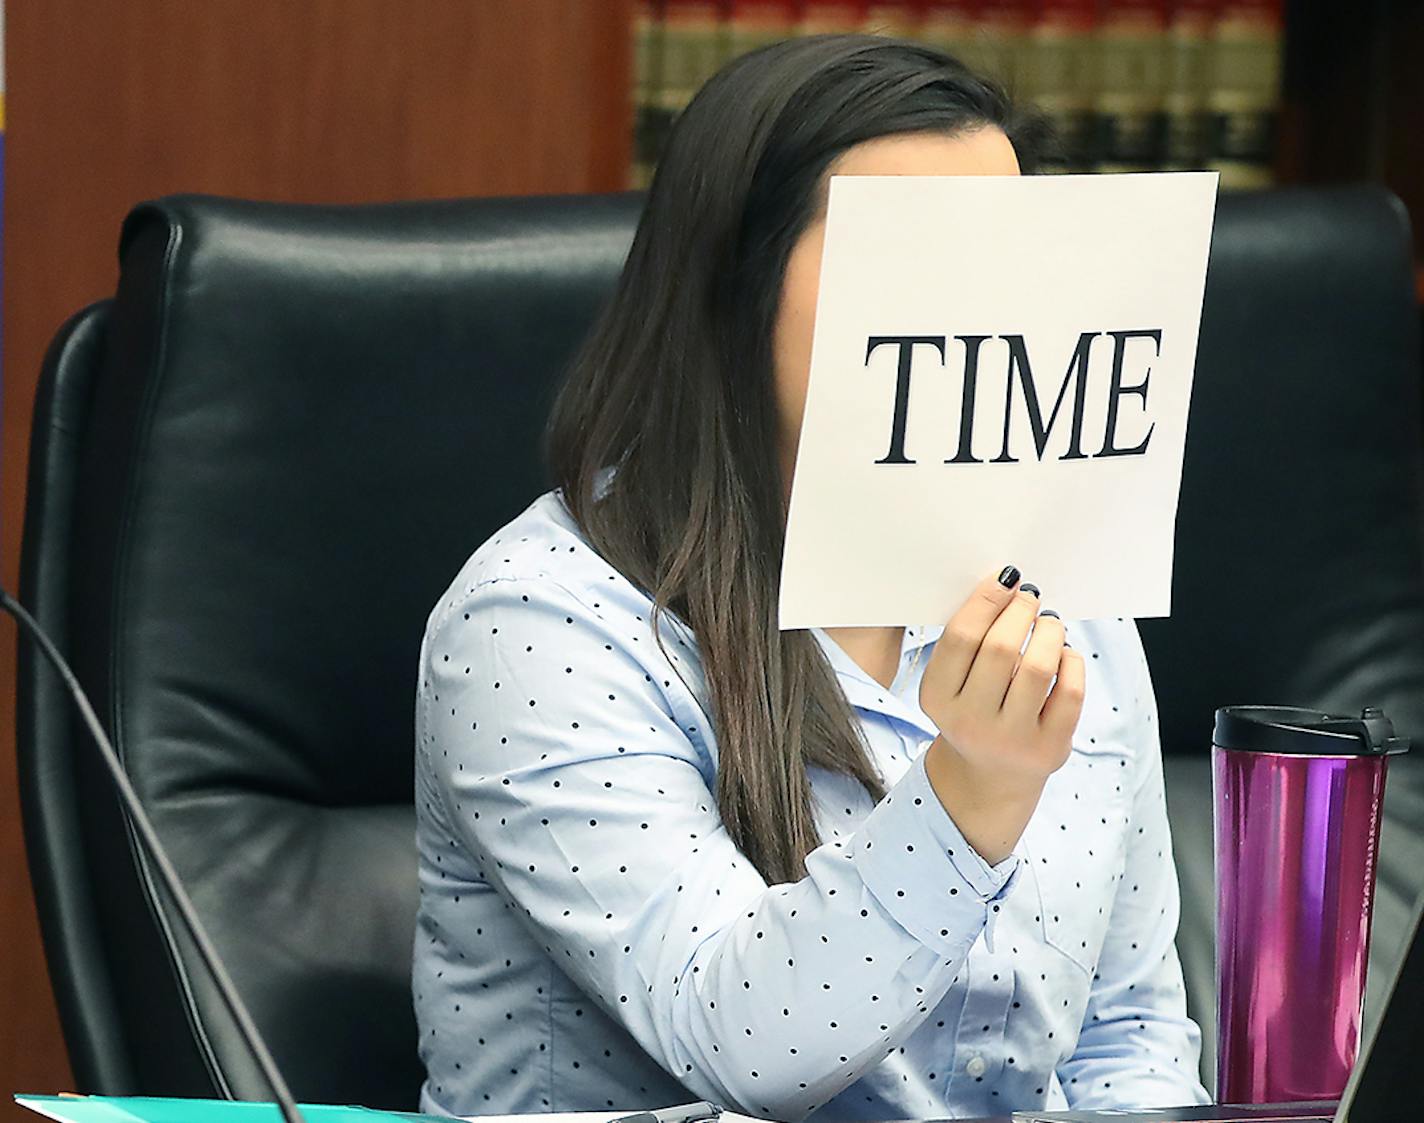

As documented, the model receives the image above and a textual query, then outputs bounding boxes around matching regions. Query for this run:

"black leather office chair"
[18,193,643,1109]
[1133,187,1424,1084]
[16,186,1424,1107]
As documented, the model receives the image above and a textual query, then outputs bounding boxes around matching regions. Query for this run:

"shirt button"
[966,1056,987,1078]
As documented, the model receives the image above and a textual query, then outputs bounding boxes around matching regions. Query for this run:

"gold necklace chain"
[906,625,926,684]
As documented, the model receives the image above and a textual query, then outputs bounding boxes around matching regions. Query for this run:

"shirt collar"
[902,623,945,657]
[812,626,942,741]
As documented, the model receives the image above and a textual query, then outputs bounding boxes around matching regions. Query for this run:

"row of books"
[630,0,1283,188]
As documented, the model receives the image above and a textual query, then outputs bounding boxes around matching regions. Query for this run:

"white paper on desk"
[464,1113,767,1123]
[778,172,1218,628]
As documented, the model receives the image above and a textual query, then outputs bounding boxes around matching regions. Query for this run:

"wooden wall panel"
[0,2,630,1116]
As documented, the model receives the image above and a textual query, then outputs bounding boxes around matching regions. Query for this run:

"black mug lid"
[1214,705,1411,757]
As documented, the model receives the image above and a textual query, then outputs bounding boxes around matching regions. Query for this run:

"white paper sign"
[779,172,1218,629]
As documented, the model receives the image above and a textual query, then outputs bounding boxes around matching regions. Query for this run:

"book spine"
[661,0,728,115]
[630,0,668,188]
[863,1,923,38]
[1206,0,1283,188]
[1093,0,1169,172]
[1162,0,1217,171]
[972,0,1032,94]
[727,0,800,62]
[919,0,979,70]
[798,0,868,35]
[1021,0,1099,172]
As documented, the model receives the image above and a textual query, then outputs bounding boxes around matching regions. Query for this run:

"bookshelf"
[630,1,1285,187]
[624,0,1424,307]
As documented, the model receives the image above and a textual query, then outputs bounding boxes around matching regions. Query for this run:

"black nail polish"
[997,565,1020,588]
[1039,609,1060,619]
[1020,583,1040,598]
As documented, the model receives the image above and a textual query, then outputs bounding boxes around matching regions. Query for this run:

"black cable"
[3,586,305,1123]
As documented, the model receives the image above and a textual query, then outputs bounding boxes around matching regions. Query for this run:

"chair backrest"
[16,186,1424,1109]
[18,192,642,1108]
[1138,186,1424,758]
[1135,186,1424,1089]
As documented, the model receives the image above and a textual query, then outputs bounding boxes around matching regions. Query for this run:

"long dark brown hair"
[546,34,1049,884]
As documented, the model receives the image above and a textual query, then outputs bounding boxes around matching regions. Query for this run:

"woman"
[413,33,1208,1121]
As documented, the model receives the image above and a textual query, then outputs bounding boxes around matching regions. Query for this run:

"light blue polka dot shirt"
[413,489,1209,1121]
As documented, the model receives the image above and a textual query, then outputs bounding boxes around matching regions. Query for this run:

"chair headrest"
[79,191,642,807]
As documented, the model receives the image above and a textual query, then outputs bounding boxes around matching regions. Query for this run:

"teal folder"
[15,1096,448,1123]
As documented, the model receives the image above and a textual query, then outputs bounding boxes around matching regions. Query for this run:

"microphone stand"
[3,587,306,1123]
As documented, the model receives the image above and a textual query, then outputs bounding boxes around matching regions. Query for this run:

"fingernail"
[997,565,1020,588]
[1039,609,1060,619]
[1019,583,1040,598]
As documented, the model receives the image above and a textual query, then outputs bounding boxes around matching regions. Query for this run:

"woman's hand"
[918,566,1086,865]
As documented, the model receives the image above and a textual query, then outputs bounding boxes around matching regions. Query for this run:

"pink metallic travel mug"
[1213,705,1408,1105]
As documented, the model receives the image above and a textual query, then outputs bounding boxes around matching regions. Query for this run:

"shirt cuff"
[851,751,1021,958]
